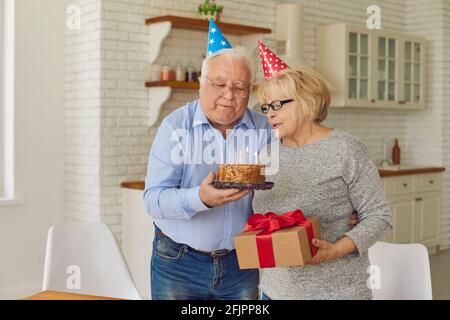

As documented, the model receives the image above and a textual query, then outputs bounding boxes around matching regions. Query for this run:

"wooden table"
[26,291,125,300]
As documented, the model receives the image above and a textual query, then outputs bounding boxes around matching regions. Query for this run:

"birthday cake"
[217,164,266,185]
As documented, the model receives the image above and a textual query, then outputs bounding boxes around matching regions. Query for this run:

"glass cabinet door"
[348,32,369,101]
[377,37,397,102]
[404,41,422,103]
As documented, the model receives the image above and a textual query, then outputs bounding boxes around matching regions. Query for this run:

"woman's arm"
[307,236,357,265]
[307,138,393,265]
[341,138,393,255]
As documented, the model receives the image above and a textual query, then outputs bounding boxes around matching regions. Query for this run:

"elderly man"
[143,21,271,300]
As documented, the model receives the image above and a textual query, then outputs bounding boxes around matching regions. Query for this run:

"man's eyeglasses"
[203,76,251,99]
[260,99,294,114]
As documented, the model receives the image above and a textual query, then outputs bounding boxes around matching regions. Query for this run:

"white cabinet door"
[374,35,399,108]
[414,192,441,247]
[381,175,441,251]
[347,30,371,106]
[388,195,416,244]
[401,37,426,109]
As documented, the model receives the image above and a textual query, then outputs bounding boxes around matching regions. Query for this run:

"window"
[1,0,5,196]
[1,0,15,200]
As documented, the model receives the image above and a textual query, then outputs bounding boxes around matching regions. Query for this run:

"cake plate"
[212,181,274,190]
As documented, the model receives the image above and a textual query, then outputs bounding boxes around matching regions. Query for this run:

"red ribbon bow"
[244,210,317,268]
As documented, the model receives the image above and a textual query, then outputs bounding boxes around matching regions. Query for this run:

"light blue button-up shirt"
[143,99,273,251]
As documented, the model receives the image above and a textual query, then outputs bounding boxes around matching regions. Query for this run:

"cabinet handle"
[403,183,408,187]
[371,99,376,103]
[415,197,423,202]
[429,180,434,184]
[398,100,406,104]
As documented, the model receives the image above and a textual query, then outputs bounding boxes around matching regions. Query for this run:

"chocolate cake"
[217,164,265,185]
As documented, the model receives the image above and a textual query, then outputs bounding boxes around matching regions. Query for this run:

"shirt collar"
[192,101,211,128]
[192,101,256,130]
[235,108,256,129]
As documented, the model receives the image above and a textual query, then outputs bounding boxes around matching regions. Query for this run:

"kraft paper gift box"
[234,210,321,269]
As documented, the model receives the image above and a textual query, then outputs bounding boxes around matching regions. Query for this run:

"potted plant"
[198,0,224,22]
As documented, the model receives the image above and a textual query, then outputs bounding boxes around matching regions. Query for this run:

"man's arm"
[143,119,251,220]
[143,119,209,220]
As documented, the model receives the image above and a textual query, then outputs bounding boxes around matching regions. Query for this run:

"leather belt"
[155,229,234,258]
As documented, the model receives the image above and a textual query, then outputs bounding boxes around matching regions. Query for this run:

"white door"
[388,195,415,244]
[414,192,440,247]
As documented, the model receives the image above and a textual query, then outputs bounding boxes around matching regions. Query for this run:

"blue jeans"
[261,292,271,300]
[151,226,259,300]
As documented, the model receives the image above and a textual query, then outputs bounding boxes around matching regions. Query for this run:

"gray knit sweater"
[253,129,393,300]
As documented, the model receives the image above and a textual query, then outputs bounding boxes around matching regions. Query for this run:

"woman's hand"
[306,236,357,265]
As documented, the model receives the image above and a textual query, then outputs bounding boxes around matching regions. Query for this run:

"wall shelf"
[146,15,271,127]
[146,15,272,65]
[145,81,200,127]
[145,80,200,90]
[145,15,272,36]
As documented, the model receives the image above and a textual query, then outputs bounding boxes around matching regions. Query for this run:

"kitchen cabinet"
[121,184,153,300]
[414,192,440,247]
[316,23,426,109]
[383,195,415,244]
[381,173,442,254]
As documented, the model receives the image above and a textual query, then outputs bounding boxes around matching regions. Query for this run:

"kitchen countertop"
[121,181,145,190]
[121,167,446,190]
[377,166,445,177]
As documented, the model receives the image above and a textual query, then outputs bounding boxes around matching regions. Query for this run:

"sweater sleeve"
[342,138,393,255]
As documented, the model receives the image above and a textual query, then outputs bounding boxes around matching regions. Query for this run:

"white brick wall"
[440,0,450,249]
[65,0,450,247]
[65,0,102,224]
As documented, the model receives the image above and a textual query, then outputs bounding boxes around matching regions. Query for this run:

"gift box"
[234,210,321,269]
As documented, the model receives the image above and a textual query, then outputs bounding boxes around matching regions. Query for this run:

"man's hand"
[348,211,359,229]
[199,172,251,208]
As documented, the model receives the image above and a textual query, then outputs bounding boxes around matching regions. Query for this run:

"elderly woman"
[253,67,393,300]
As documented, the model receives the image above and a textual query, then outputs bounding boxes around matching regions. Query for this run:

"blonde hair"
[256,68,331,122]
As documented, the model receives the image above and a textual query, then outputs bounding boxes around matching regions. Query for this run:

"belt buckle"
[210,249,230,258]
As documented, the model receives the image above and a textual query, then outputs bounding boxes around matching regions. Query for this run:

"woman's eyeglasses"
[260,99,294,114]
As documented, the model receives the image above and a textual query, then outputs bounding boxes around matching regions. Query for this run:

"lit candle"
[221,147,224,164]
[245,146,249,164]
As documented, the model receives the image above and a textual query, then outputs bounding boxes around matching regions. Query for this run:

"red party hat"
[258,40,290,80]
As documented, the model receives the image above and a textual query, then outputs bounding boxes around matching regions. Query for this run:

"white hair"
[200,47,256,85]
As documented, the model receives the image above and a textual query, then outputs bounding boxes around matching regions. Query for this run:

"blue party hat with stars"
[207,18,232,56]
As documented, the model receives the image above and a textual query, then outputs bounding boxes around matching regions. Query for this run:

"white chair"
[368,241,432,300]
[42,222,142,300]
